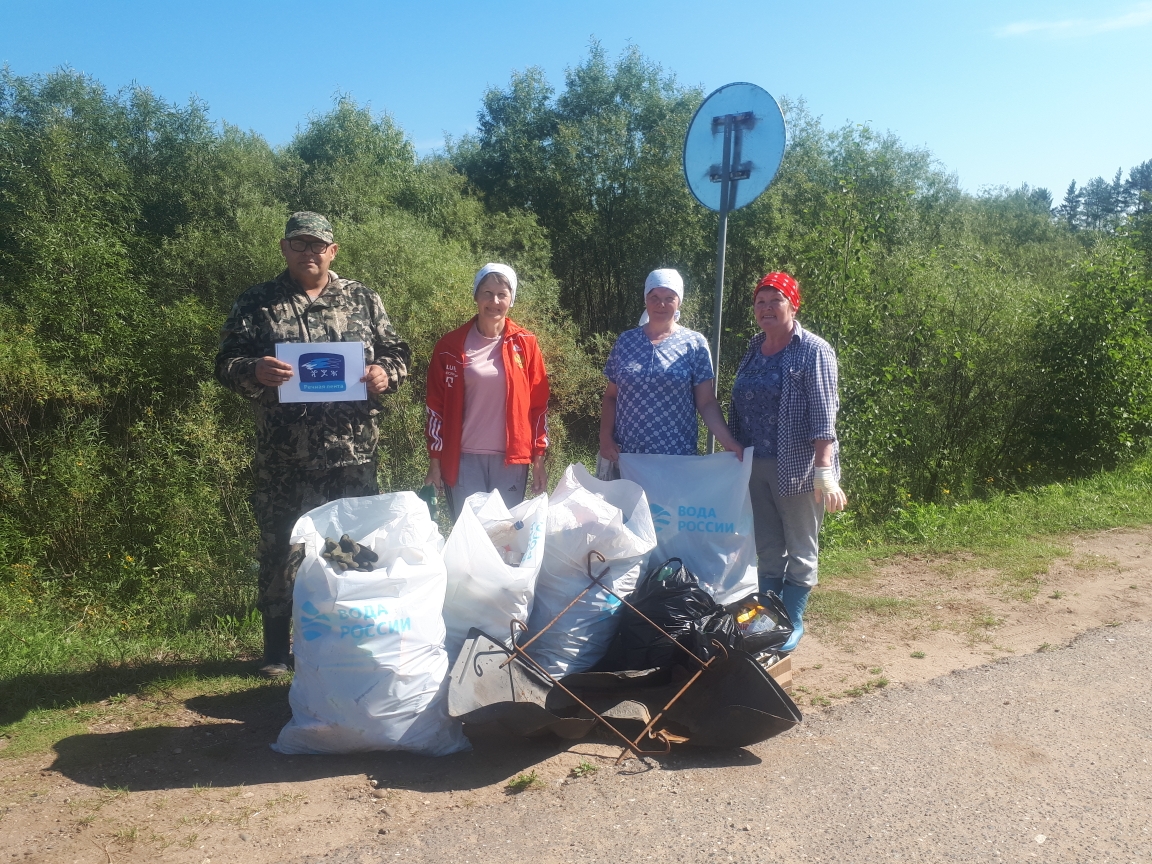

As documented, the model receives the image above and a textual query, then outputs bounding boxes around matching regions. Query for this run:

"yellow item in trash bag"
[735,604,765,625]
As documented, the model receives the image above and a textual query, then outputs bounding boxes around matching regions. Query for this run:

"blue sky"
[4,0,1150,198]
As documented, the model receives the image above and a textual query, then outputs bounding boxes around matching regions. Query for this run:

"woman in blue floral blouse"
[598,269,743,479]
[728,272,847,652]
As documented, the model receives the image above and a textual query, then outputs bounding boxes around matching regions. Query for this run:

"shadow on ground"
[47,684,762,793]
[0,658,262,727]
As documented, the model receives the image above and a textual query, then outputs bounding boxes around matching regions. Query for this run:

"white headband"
[639,268,684,325]
[473,263,518,307]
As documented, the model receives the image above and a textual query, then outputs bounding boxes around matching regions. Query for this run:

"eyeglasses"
[287,238,332,254]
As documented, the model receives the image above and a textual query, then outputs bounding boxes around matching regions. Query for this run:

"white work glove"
[814,466,847,513]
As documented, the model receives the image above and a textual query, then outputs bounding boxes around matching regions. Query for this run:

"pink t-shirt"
[460,324,507,455]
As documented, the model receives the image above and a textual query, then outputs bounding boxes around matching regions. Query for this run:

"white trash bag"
[618,449,758,604]
[526,464,657,677]
[441,490,547,661]
[273,492,469,757]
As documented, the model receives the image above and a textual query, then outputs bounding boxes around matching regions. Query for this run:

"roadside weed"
[506,771,544,792]
[570,760,599,779]
[843,677,889,697]
[114,826,139,843]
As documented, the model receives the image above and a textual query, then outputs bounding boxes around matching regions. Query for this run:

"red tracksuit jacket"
[425,317,550,488]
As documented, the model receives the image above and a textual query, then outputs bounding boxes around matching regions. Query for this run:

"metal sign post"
[683,84,787,451]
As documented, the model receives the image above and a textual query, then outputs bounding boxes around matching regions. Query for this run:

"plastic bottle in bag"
[486,519,525,566]
[736,603,780,635]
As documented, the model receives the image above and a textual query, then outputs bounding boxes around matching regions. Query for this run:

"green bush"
[0,69,597,648]
[1030,236,1152,475]
[0,53,1149,673]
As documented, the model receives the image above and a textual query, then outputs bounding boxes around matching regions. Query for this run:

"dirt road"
[314,621,1152,864]
[3,527,1150,863]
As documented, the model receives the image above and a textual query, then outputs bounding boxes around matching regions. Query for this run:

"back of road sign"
[683,83,786,212]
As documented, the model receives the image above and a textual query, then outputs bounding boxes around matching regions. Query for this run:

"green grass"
[0,580,261,682]
[824,454,1152,557]
[5,453,1152,758]
[807,589,915,625]
[807,454,1152,627]
[505,771,545,792]
[842,677,889,697]
[0,668,283,758]
[569,759,599,779]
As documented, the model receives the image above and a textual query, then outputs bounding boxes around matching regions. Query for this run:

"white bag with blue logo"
[525,464,657,677]
[441,490,548,661]
[618,449,758,604]
[273,491,469,757]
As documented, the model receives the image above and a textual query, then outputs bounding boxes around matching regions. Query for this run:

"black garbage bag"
[618,558,720,669]
[724,591,794,654]
[689,609,740,662]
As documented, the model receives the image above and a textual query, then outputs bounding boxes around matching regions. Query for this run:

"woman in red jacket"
[425,263,550,520]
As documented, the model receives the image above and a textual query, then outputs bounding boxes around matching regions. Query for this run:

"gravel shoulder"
[317,621,1152,864]
[2,527,1150,864]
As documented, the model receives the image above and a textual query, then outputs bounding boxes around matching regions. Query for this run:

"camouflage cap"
[284,212,334,243]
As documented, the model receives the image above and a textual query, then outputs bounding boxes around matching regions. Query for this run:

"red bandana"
[755,272,801,310]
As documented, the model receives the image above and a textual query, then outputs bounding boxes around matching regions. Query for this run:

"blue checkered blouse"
[604,326,715,455]
[727,322,840,496]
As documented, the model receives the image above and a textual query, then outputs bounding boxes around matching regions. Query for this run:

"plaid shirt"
[727,322,840,496]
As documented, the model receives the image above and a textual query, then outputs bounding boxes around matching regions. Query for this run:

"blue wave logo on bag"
[649,503,672,533]
[300,600,333,641]
[299,352,346,392]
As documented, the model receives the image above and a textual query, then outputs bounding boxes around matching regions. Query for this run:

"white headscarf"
[473,263,518,307]
[638,268,684,326]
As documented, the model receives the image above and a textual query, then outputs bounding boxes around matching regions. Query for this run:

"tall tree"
[1127,160,1152,216]
[454,43,707,333]
[1057,180,1083,229]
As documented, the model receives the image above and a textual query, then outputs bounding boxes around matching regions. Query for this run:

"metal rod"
[498,564,609,668]
[504,620,670,760]
[621,638,729,763]
[707,117,734,454]
[496,550,725,762]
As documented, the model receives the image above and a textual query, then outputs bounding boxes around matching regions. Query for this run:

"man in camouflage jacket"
[216,212,410,676]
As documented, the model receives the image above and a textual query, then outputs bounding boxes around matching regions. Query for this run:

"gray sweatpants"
[749,456,825,589]
[445,453,530,521]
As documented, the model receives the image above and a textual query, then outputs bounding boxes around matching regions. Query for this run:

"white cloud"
[996,2,1152,37]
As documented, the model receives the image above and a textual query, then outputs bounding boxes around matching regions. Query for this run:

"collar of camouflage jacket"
[277,268,342,306]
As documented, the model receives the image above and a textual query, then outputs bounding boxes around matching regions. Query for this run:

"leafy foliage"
[0,68,596,649]
[0,50,1150,672]
[454,43,709,333]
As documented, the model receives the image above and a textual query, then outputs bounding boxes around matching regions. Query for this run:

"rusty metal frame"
[499,551,726,762]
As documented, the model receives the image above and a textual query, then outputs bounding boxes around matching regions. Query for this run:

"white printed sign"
[275,342,367,403]
[618,449,758,603]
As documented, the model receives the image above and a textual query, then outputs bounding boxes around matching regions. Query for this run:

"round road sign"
[683,82,786,212]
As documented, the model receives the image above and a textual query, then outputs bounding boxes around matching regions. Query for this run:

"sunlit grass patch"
[842,677,889,697]
[0,707,90,759]
[974,539,1068,600]
[569,759,598,779]
[820,546,880,583]
[0,666,285,759]
[808,589,915,628]
[505,771,545,793]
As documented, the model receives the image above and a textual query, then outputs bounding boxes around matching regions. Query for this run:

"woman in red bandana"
[727,272,847,652]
